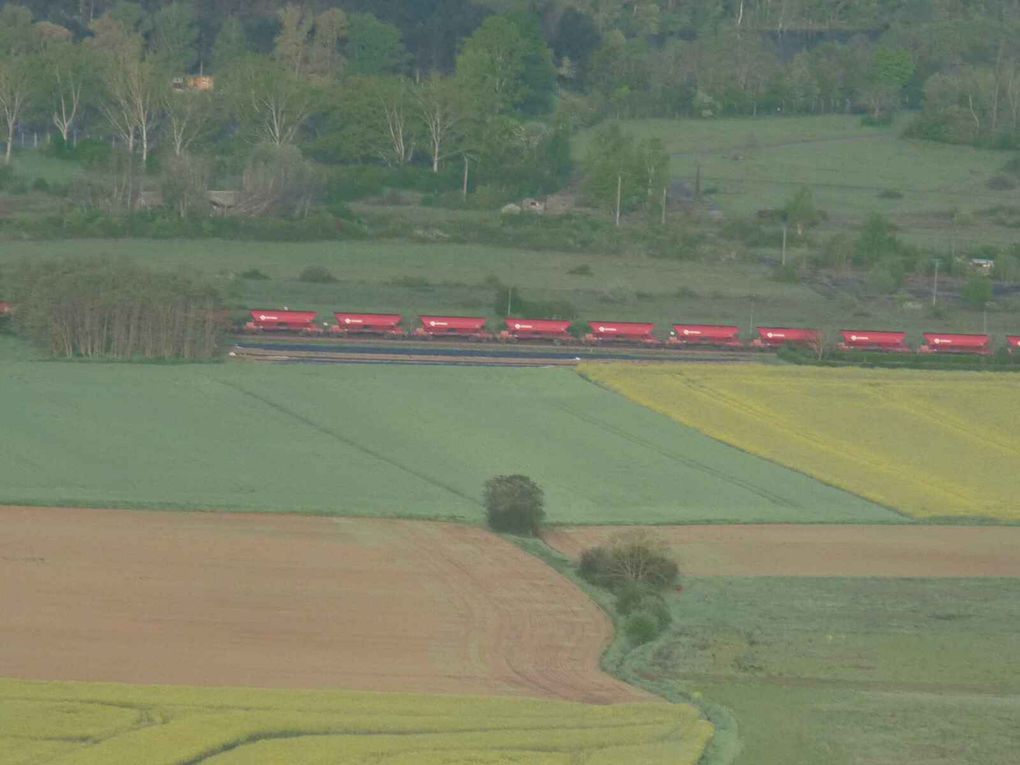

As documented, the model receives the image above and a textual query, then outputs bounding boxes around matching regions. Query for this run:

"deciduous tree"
[416,75,463,172]
[0,54,34,165]
[39,39,94,144]
[345,12,408,76]
[224,54,313,146]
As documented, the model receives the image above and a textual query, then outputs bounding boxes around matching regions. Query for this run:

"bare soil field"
[545,525,1020,577]
[0,506,644,703]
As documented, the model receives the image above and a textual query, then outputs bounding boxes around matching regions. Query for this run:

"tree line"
[0,1,1017,160]
[5,257,223,359]
[0,0,1016,202]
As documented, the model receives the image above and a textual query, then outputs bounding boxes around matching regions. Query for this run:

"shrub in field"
[578,530,679,592]
[616,582,668,618]
[239,268,270,280]
[961,275,993,309]
[484,474,545,536]
[298,266,338,283]
[624,611,661,646]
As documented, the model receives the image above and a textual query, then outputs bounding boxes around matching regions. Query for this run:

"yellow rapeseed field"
[0,679,712,765]
[582,364,1020,520]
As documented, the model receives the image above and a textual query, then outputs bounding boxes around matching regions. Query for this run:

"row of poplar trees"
[7,258,223,360]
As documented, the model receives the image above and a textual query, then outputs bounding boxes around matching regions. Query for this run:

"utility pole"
[931,259,940,306]
[615,174,622,226]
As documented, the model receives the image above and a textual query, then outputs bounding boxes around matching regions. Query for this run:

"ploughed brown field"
[0,506,645,703]
[545,525,1020,577]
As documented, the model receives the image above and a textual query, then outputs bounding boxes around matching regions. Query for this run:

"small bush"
[239,268,270,280]
[614,582,671,631]
[577,530,679,592]
[298,266,338,283]
[31,177,50,193]
[567,264,593,276]
[624,611,660,646]
[987,175,1017,191]
[878,189,904,199]
[579,546,614,589]
[961,275,993,309]
[484,474,544,536]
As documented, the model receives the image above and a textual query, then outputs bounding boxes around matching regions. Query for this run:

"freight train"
[243,309,1020,356]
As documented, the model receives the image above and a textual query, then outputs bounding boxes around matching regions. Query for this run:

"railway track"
[230,337,763,367]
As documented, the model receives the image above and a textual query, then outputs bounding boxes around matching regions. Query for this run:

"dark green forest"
[1,0,1018,177]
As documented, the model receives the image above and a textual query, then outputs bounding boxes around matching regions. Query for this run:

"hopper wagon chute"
[837,330,911,353]
[751,326,821,349]
[1007,336,1020,354]
[413,315,492,340]
[330,312,405,338]
[668,324,743,349]
[244,310,324,335]
[499,318,573,343]
[583,321,660,346]
[918,332,992,355]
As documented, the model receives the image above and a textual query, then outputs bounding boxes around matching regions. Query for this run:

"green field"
[622,577,1020,765]
[0,680,711,765]
[1,237,1013,338]
[0,346,893,524]
[578,114,1020,249]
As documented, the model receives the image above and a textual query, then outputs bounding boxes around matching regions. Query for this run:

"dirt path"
[545,525,1020,578]
[0,507,645,703]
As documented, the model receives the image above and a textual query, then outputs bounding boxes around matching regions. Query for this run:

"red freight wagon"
[583,321,660,346]
[751,327,821,348]
[414,315,492,340]
[919,332,992,355]
[837,330,911,353]
[668,324,743,348]
[1008,336,1020,354]
[500,318,573,342]
[330,312,405,337]
[244,310,324,334]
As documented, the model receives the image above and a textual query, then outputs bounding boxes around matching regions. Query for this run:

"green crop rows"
[0,353,893,524]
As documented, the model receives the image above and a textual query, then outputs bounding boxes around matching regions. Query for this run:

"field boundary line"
[549,401,797,509]
[638,371,977,514]
[578,369,912,523]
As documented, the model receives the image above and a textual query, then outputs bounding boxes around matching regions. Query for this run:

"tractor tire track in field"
[217,379,480,509]
[884,388,1020,459]
[550,400,799,508]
